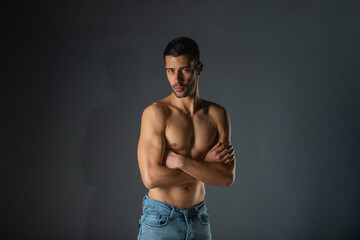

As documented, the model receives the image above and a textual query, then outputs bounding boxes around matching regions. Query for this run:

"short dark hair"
[163,37,200,67]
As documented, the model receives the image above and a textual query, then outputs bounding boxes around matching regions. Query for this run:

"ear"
[197,62,204,76]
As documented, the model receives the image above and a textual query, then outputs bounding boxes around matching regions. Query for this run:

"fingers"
[221,151,234,162]
[211,142,222,151]
[222,153,235,165]
[218,145,233,159]
[214,142,228,154]
[220,144,235,164]
[207,143,235,164]
[223,153,235,165]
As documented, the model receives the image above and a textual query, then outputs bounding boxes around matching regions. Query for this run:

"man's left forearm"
[178,158,235,187]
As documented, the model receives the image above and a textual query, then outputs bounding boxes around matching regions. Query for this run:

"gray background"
[3,0,360,239]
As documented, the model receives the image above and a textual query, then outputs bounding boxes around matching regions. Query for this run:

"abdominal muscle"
[148,180,205,209]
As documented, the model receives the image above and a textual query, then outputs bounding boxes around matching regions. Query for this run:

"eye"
[182,68,191,73]
[166,69,174,73]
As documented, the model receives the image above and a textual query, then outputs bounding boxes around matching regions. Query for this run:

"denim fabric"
[137,195,212,240]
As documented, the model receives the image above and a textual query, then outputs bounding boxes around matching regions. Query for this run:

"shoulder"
[141,101,171,126]
[203,100,229,121]
[202,100,231,141]
[202,100,231,133]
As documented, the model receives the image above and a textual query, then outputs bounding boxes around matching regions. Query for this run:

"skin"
[137,54,236,209]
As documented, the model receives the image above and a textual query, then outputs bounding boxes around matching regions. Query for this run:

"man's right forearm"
[142,165,195,189]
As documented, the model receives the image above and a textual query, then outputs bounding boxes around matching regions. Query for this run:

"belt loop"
[169,207,174,220]
[142,196,146,209]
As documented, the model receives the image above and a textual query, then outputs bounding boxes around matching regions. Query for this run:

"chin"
[173,92,188,98]
[174,94,186,98]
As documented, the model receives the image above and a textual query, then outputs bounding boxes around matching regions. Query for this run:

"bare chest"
[164,111,217,158]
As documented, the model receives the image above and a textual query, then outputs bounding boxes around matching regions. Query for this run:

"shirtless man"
[137,37,235,240]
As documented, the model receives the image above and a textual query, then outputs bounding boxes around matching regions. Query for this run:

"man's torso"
[148,98,220,208]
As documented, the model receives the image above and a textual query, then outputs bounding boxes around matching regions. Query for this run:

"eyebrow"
[165,65,192,70]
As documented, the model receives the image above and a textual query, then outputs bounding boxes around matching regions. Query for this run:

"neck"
[171,88,201,115]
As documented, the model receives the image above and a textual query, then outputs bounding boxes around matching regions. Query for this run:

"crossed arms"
[137,103,236,189]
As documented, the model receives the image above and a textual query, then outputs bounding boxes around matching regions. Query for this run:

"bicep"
[216,107,231,144]
[138,129,164,169]
[137,107,166,175]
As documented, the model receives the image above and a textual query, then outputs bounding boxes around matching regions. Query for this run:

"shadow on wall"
[81,48,146,239]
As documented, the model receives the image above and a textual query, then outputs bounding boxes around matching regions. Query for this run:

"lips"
[174,86,184,91]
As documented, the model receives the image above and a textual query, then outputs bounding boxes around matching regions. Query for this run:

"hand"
[163,149,185,169]
[204,142,234,164]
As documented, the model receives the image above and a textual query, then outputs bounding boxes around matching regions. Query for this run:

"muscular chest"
[164,111,217,158]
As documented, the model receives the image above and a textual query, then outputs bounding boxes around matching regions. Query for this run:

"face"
[165,54,203,98]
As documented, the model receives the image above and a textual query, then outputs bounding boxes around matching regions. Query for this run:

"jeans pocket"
[141,212,169,228]
[200,212,210,225]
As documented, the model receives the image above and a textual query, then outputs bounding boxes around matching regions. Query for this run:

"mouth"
[174,85,185,92]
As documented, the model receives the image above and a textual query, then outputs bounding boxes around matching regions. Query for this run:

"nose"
[174,70,183,83]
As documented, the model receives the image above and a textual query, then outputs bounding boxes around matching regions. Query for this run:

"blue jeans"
[137,195,212,240]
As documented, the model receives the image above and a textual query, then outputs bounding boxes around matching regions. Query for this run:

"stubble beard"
[171,76,197,98]
[172,84,190,98]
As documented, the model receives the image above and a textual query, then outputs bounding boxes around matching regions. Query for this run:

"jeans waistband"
[143,194,207,219]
